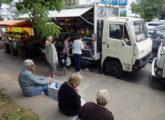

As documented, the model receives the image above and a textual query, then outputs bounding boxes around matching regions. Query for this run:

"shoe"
[64,71,66,75]
[76,71,80,74]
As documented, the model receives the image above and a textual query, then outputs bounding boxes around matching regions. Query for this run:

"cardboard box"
[48,80,63,101]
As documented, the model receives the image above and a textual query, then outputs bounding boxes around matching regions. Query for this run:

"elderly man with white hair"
[18,59,51,97]
[78,89,114,120]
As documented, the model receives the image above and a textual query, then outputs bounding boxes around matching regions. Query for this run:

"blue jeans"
[63,53,67,68]
[31,84,49,96]
[74,54,82,72]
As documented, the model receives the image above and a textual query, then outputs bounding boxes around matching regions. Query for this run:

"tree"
[0,0,12,4]
[0,0,79,39]
[131,0,165,22]
[15,0,65,39]
[64,0,78,6]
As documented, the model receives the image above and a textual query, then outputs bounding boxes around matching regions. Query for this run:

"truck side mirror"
[121,40,125,46]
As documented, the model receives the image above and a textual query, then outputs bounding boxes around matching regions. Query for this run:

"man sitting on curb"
[18,59,51,97]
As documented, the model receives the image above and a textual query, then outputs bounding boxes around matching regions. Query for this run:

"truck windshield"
[131,20,148,42]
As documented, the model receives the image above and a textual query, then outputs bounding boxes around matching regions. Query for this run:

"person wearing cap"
[78,89,114,120]
[18,59,51,97]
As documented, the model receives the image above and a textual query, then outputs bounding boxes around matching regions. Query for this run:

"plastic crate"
[48,80,63,101]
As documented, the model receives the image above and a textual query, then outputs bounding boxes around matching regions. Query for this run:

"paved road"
[0,49,165,120]
[87,60,165,91]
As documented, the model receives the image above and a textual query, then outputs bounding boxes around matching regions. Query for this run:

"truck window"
[109,24,123,40]
[131,20,148,42]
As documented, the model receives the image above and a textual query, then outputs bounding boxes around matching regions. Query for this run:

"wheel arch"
[102,57,123,71]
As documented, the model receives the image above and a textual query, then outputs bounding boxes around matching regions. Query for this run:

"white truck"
[152,40,165,83]
[52,4,152,77]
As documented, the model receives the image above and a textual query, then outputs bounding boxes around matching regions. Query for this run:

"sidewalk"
[0,50,75,120]
[0,49,165,120]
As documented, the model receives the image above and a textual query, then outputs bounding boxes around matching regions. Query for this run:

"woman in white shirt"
[73,36,84,73]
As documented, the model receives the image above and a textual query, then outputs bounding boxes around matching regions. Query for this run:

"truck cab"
[38,4,152,78]
[101,17,152,77]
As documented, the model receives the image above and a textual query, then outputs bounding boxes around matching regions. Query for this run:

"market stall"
[0,20,34,58]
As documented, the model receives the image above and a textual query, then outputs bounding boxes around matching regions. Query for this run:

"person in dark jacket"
[58,73,83,116]
[78,89,114,120]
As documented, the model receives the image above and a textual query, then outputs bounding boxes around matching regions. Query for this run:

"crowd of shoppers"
[18,35,114,120]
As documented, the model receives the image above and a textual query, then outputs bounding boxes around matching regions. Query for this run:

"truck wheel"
[149,51,157,63]
[105,61,123,78]
[151,76,161,88]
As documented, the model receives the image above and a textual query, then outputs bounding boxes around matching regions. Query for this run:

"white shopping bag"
[67,56,71,66]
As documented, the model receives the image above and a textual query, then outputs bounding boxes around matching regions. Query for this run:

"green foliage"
[1,0,79,40]
[0,0,12,4]
[131,0,165,22]
[0,90,40,120]
[120,13,126,17]
[64,0,78,6]
[15,0,66,39]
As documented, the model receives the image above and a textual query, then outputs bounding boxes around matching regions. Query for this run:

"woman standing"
[62,35,70,68]
[45,36,58,78]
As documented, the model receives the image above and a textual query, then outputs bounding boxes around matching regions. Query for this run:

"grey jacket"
[18,68,48,96]
[45,43,58,65]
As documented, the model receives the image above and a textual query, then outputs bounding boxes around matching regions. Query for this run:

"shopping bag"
[67,56,71,66]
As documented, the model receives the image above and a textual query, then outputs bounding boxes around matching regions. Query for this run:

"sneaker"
[76,71,80,74]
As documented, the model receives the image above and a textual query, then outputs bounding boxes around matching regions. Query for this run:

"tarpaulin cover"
[6,27,32,36]
[0,20,32,28]
[19,7,92,18]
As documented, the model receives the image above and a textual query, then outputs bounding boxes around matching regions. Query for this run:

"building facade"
[79,0,139,17]
[0,3,12,20]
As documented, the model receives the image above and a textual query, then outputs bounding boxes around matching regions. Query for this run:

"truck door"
[103,23,134,71]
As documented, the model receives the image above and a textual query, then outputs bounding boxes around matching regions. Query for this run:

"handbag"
[66,56,71,66]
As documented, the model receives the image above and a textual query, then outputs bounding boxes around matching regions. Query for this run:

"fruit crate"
[48,80,63,101]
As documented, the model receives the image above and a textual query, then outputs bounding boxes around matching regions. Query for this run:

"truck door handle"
[103,42,106,44]
[107,44,109,48]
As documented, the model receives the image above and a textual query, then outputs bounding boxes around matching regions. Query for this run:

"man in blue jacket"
[18,59,51,97]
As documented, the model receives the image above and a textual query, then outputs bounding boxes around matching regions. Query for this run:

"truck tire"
[105,61,123,78]
[151,77,158,88]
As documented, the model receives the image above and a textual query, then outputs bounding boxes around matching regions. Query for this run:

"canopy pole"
[80,16,94,26]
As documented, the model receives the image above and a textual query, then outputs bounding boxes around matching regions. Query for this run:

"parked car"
[146,22,164,32]
[152,39,165,83]
[149,31,165,60]
[154,25,165,32]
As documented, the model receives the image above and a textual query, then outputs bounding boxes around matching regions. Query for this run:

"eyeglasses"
[31,64,35,66]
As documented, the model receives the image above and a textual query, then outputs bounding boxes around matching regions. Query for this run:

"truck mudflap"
[132,52,152,71]
[152,57,165,83]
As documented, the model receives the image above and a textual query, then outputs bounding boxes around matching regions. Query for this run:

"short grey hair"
[96,89,110,106]
[23,59,33,67]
